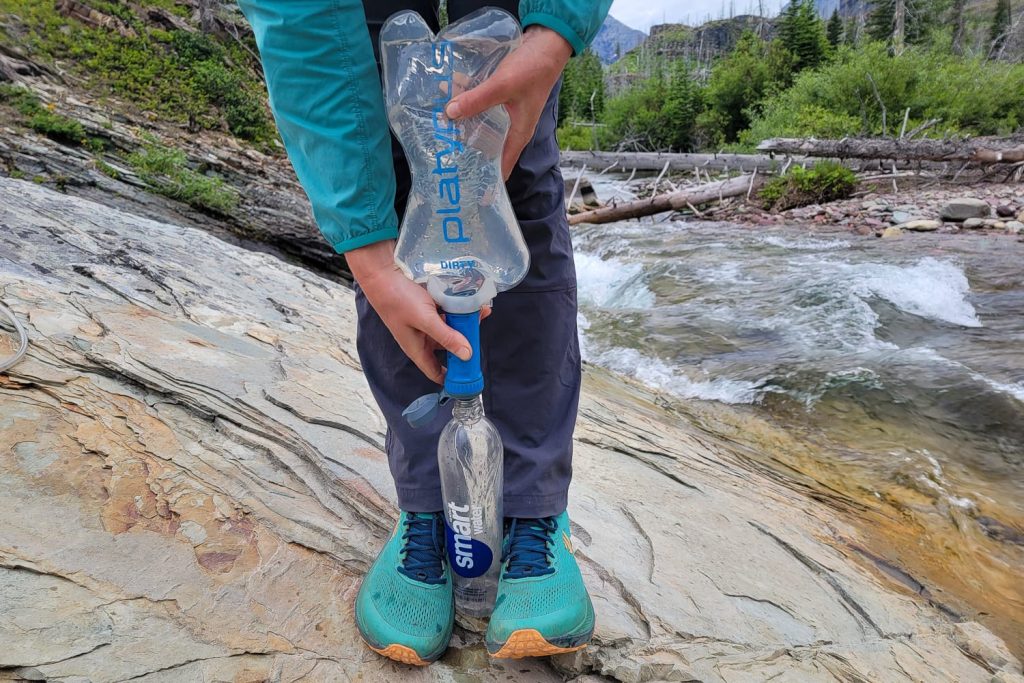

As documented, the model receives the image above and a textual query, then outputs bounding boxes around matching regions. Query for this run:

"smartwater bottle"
[437,395,504,616]
[380,9,530,616]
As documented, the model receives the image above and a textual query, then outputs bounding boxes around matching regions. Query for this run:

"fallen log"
[758,136,1024,164]
[568,174,760,225]
[561,150,800,173]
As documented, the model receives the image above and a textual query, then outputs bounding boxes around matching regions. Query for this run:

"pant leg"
[355,2,579,517]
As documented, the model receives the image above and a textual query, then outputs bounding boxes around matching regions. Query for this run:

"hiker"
[237,0,611,664]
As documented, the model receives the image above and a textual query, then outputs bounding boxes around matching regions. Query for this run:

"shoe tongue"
[506,517,556,578]
[399,512,446,584]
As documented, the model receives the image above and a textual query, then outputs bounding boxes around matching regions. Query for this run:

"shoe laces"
[502,516,557,580]
[397,512,447,585]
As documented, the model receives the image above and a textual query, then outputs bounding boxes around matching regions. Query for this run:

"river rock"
[881,226,904,239]
[963,218,986,229]
[1006,221,1024,234]
[895,219,941,232]
[890,210,919,224]
[940,198,991,221]
[996,204,1016,218]
[1,177,1020,683]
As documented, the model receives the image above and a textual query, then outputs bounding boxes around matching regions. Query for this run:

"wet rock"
[881,226,904,239]
[940,198,991,221]
[896,219,941,232]
[996,205,1016,218]
[0,177,1018,683]
[963,218,986,229]
[1006,221,1024,235]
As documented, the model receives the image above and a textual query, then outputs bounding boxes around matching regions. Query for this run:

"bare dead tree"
[951,0,966,55]
[893,0,906,54]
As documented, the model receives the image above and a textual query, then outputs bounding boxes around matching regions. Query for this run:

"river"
[570,176,1024,653]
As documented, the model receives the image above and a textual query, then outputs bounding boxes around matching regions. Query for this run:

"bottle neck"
[452,395,483,424]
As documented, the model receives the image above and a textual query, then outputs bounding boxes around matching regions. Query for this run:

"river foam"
[574,251,654,309]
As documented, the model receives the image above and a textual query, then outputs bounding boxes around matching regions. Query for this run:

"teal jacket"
[238,0,611,254]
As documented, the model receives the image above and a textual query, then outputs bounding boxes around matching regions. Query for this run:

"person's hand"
[347,240,490,384]
[348,240,469,384]
[445,25,573,179]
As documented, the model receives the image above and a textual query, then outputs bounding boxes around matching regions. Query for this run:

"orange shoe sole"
[489,628,589,659]
[365,642,432,666]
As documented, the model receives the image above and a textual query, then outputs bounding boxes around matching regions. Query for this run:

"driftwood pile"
[566,135,1024,225]
[568,174,762,226]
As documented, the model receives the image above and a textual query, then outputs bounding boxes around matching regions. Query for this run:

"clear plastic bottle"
[437,395,503,616]
[380,8,530,315]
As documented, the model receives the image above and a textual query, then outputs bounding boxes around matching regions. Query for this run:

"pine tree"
[827,9,844,46]
[867,0,896,43]
[557,49,604,126]
[989,0,1012,56]
[867,0,929,49]
[843,16,862,46]
[777,0,830,69]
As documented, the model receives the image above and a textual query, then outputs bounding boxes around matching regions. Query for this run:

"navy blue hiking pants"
[354,0,580,517]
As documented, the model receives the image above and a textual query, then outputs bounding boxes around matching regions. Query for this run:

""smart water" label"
[445,501,493,578]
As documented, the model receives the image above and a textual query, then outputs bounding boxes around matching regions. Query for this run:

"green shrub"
[129,144,238,214]
[0,0,275,145]
[759,161,857,210]
[698,32,794,145]
[28,111,87,144]
[603,63,705,151]
[190,60,273,141]
[1,84,98,147]
[743,43,1024,145]
[556,124,599,151]
[0,82,42,115]
[96,160,121,180]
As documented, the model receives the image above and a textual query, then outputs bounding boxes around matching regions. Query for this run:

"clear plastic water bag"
[380,8,530,314]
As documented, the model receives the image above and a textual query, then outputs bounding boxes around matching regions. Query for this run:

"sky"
[610,0,788,32]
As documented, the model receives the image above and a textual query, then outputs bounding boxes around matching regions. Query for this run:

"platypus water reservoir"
[380,8,529,616]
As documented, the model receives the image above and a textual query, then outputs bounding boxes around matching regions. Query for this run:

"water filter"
[380,8,529,616]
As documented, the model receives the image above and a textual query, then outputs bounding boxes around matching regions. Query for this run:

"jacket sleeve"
[238,0,398,254]
[518,0,613,56]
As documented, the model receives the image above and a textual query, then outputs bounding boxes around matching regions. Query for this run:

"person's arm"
[445,0,613,177]
[240,0,471,384]
[518,0,614,57]
[238,0,397,253]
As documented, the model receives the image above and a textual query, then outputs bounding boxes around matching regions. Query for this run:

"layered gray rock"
[1,177,1020,683]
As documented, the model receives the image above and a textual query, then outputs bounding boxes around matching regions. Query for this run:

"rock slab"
[1,178,1020,683]
[940,198,992,221]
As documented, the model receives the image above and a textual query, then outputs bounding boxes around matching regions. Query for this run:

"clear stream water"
[571,176,1024,649]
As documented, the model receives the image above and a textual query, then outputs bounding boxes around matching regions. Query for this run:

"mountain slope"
[590,14,646,63]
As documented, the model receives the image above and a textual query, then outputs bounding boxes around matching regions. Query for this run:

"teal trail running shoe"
[486,511,595,658]
[355,511,454,665]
